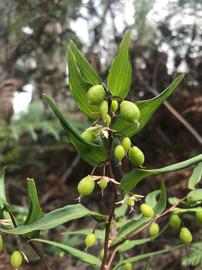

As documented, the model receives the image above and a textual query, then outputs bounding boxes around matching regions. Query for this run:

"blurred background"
[0,0,202,269]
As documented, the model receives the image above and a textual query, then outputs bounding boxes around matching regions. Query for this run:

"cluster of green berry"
[0,235,23,268]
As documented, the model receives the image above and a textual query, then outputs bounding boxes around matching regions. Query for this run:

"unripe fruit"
[179,227,192,244]
[169,214,181,230]
[100,248,104,259]
[140,203,154,218]
[110,100,118,113]
[98,178,108,190]
[10,251,23,268]
[128,146,145,166]
[81,129,95,143]
[87,85,105,105]
[85,233,97,248]
[196,211,202,224]
[149,223,160,237]
[122,137,131,152]
[0,234,3,253]
[77,175,95,197]
[100,100,108,121]
[120,100,140,123]
[126,197,135,207]
[105,114,111,126]
[114,145,125,162]
[124,262,132,270]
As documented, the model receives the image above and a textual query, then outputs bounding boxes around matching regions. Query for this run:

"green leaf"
[187,190,202,202]
[113,245,183,270]
[62,229,104,240]
[154,182,167,215]
[24,179,43,238]
[145,190,160,208]
[32,238,101,267]
[0,204,105,235]
[69,40,102,86]
[121,154,202,191]
[173,207,202,214]
[107,30,132,99]
[113,74,184,137]
[43,95,107,166]
[117,238,151,253]
[182,243,202,267]
[188,162,202,190]
[67,46,99,120]
[0,168,7,206]
[113,216,151,244]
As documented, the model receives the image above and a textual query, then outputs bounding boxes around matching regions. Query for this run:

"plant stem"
[28,241,51,270]
[100,130,118,270]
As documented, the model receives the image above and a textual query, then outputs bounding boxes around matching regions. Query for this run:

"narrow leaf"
[154,182,167,215]
[107,30,132,99]
[187,190,202,202]
[117,238,151,253]
[121,154,202,191]
[62,229,104,240]
[173,207,202,213]
[113,74,184,137]
[43,95,107,166]
[0,204,105,235]
[32,238,101,267]
[70,40,102,85]
[68,46,99,119]
[188,162,202,190]
[0,169,7,205]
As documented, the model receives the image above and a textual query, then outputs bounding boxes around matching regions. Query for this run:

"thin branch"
[28,241,51,270]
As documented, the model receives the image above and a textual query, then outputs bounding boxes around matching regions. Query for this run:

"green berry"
[120,100,140,123]
[128,146,145,166]
[196,211,202,224]
[124,262,132,270]
[149,223,160,237]
[114,145,125,162]
[0,234,3,253]
[126,197,135,207]
[85,233,97,248]
[10,251,23,268]
[100,100,108,121]
[110,100,118,113]
[87,85,105,105]
[81,129,95,143]
[77,175,95,197]
[105,114,111,126]
[100,248,104,259]
[140,203,154,218]
[98,178,108,190]
[179,227,192,244]
[169,214,181,230]
[122,137,131,152]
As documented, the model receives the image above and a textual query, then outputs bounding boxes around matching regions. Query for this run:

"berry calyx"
[81,129,96,143]
[149,222,160,237]
[179,227,192,244]
[128,146,145,166]
[140,203,154,218]
[85,233,97,248]
[98,178,108,190]
[100,100,108,121]
[120,100,140,123]
[122,137,131,152]
[87,85,105,105]
[0,234,3,253]
[124,262,132,270]
[10,251,23,268]
[169,214,181,230]
[110,99,118,113]
[196,211,202,224]
[114,145,125,162]
[77,175,95,197]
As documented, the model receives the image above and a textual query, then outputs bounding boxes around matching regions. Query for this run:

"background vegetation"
[0,0,202,269]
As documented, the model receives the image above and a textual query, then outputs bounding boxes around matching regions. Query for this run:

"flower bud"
[0,234,3,253]
[87,85,105,105]
[110,100,118,113]
[196,211,202,224]
[77,175,95,197]
[140,203,154,218]
[122,137,131,152]
[179,227,192,244]
[98,178,108,190]
[128,146,145,166]
[169,214,181,230]
[85,233,97,248]
[114,145,125,162]
[10,251,23,268]
[81,129,96,143]
[124,262,132,270]
[100,100,108,121]
[149,223,159,237]
[120,100,140,123]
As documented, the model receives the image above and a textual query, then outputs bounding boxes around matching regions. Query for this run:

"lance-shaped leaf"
[43,95,107,167]
[24,179,43,238]
[68,46,100,120]
[188,162,202,190]
[0,169,10,219]
[69,40,102,86]
[0,204,104,235]
[121,154,202,191]
[113,74,184,137]
[32,239,101,267]
[107,30,132,99]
